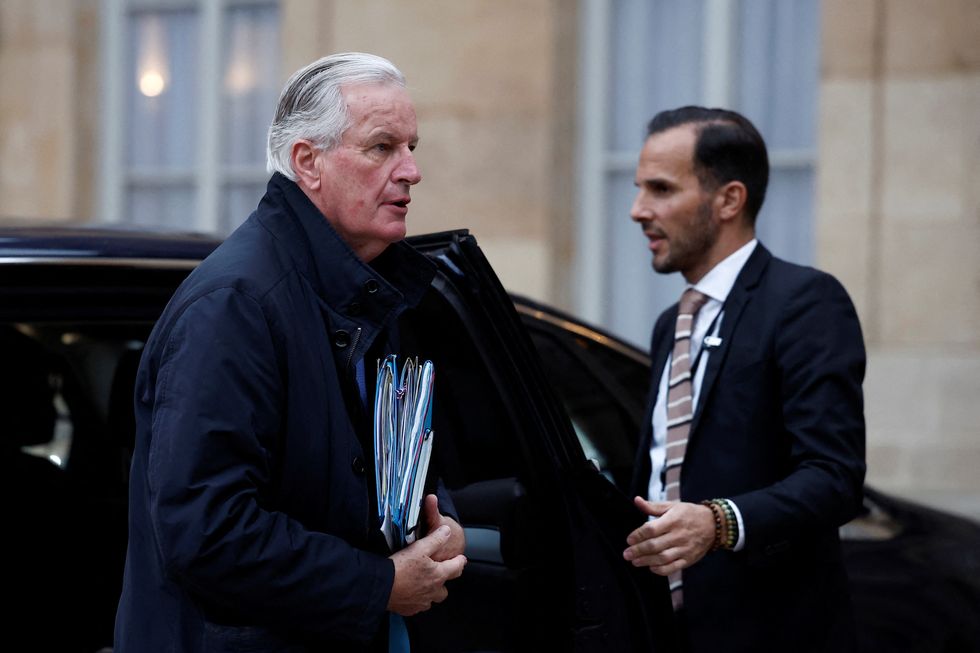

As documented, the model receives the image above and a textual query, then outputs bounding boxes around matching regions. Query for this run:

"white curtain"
[121,2,279,234]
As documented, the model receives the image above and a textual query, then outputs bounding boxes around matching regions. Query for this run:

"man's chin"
[652,256,676,274]
[371,216,408,244]
[385,223,408,244]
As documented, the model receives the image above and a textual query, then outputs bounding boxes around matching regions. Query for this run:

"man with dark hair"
[622,106,866,652]
[115,52,465,652]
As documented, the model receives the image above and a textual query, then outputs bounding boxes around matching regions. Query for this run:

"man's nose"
[630,191,649,222]
[394,150,422,186]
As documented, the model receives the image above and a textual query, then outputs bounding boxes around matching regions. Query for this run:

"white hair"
[266,52,406,180]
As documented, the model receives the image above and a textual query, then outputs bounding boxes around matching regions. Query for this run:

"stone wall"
[817,0,980,518]
[0,0,99,221]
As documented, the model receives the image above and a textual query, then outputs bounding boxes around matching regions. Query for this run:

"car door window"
[2,321,151,649]
[521,316,650,492]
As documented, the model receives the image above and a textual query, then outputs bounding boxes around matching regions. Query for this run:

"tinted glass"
[3,321,152,649]
[523,315,650,491]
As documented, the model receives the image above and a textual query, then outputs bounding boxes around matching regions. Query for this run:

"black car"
[2,226,979,652]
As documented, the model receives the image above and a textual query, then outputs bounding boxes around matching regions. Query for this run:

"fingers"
[624,529,673,561]
[387,542,467,616]
[625,526,672,564]
[624,534,692,575]
[423,493,441,530]
[410,524,451,558]
[433,517,466,561]
[647,559,687,576]
[626,521,655,546]
[431,586,449,606]
[438,553,467,581]
[396,526,466,577]
[626,514,670,546]
[625,500,709,574]
[626,545,688,573]
[634,496,672,517]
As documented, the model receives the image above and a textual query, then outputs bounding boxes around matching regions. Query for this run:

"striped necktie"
[663,288,709,610]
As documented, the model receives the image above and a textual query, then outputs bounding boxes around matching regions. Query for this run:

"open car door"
[403,230,675,652]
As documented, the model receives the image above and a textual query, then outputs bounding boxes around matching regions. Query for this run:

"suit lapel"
[689,244,771,437]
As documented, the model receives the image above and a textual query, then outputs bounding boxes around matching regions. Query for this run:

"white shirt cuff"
[724,499,746,551]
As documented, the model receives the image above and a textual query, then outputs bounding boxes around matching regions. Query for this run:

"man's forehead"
[343,84,411,114]
[637,126,696,174]
[643,125,696,157]
[342,83,417,136]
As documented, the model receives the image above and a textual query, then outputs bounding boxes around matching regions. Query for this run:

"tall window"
[576,0,820,347]
[101,0,280,235]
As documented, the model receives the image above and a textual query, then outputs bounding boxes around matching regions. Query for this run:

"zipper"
[345,326,363,370]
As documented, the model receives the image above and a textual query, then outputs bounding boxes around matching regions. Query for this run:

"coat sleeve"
[730,272,867,556]
[146,287,393,643]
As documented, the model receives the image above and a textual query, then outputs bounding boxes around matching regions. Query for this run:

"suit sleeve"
[730,273,866,556]
[146,288,393,643]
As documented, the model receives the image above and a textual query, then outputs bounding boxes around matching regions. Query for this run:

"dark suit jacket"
[631,244,866,653]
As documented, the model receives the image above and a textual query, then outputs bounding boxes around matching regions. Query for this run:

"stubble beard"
[652,199,718,276]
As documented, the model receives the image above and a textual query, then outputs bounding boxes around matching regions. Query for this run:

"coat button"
[351,456,366,475]
[348,301,363,317]
[334,330,350,348]
[364,279,380,294]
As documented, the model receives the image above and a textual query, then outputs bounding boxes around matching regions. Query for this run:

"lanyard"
[690,307,724,377]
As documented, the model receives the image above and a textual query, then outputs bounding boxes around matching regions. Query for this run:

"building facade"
[1,0,978,517]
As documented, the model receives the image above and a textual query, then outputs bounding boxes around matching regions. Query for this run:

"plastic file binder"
[374,354,435,550]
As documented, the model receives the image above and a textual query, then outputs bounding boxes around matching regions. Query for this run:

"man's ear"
[715,180,748,223]
[290,140,321,190]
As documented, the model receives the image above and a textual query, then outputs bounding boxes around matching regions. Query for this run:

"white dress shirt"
[646,239,757,550]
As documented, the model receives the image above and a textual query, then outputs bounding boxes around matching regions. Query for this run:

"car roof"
[0,226,646,366]
[0,225,221,263]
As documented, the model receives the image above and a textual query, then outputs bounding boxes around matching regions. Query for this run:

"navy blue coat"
[115,173,436,651]
[632,244,866,652]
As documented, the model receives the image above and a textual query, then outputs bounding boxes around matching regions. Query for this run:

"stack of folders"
[374,354,436,551]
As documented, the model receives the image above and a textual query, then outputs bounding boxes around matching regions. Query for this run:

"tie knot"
[679,288,709,316]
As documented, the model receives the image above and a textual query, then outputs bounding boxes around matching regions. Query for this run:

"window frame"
[574,0,817,330]
[99,0,276,232]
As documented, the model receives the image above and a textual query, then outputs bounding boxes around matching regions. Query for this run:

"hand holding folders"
[374,354,435,551]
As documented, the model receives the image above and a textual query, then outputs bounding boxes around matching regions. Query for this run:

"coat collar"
[255,173,435,358]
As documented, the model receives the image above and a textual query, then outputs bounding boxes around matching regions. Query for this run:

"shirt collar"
[691,238,758,303]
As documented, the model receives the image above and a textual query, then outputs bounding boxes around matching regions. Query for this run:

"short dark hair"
[647,106,769,223]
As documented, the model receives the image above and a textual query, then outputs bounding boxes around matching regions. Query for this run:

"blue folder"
[374,355,435,550]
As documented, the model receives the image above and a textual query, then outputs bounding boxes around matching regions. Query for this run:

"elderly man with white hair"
[115,52,466,653]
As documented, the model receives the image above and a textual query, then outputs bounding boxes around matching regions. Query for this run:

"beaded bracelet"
[700,500,724,550]
[701,499,739,550]
[718,499,738,549]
